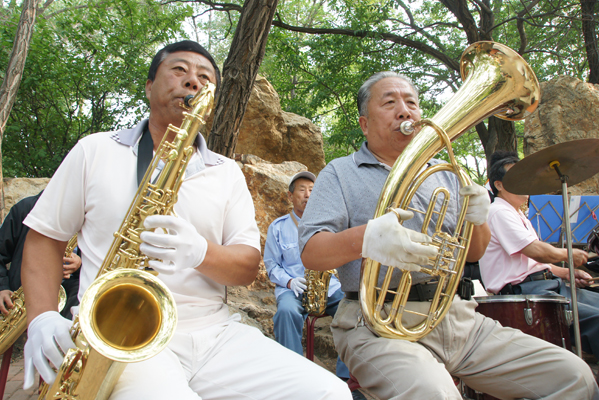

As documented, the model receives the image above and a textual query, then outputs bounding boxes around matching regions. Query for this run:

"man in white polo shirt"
[19,40,351,399]
[480,150,599,359]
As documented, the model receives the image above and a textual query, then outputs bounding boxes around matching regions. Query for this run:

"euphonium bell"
[359,41,540,341]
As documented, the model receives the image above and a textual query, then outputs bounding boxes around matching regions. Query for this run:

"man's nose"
[184,75,202,92]
[395,100,411,119]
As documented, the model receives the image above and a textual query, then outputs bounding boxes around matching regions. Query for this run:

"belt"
[498,269,554,295]
[521,269,554,283]
[345,281,440,302]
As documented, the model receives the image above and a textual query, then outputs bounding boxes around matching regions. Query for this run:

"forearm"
[197,242,260,286]
[522,240,567,264]
[466,223,491,262]
[22,230,67,324]
[302,226,367,271]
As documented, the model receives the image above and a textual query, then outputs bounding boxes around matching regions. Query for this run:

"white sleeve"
[24,142,87,241]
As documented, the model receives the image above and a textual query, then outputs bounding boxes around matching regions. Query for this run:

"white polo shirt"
[479,197,548,294]
[24,120,261,332]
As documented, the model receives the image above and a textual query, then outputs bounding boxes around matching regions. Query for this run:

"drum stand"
[551,161,582,358]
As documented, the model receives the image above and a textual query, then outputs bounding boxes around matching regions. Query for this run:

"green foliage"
[1,0,192,177]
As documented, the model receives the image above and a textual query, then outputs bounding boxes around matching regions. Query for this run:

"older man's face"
[359,77,421,164]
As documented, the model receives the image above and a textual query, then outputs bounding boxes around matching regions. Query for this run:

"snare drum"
[474,294,572,349]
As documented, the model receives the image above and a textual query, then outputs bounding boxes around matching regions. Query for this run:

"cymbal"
[502,139,599,195]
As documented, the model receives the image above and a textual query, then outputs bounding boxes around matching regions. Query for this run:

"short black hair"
[488,150,520,196]
[147,40,221,89]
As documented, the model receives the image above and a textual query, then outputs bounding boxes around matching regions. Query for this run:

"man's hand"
[460,184,491,226]
[140,215,208,275]
[62,252,82,279]
[0,290,13,315]
[288,277,307,297]
[551,265,592,288]
[571,249,589,268]
[362,208,437,271]
[23,311,75,389]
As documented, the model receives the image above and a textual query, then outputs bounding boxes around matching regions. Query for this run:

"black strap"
[137,127,154,187]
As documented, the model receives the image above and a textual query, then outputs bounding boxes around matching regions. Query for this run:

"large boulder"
[524,76,599,195]
[235,76,326,175]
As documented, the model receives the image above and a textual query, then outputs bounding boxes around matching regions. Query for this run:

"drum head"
[473,294,569,304]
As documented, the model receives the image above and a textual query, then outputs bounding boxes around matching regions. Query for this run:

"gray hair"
[357,72,419,117]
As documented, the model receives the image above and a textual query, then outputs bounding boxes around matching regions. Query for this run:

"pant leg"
[187,317,352,400]
[273,290,305,355]
[448,301,598,400]
[332,296,598,400]
[326,289,351,379]
[109,334,201,400]
[331,298,462,400]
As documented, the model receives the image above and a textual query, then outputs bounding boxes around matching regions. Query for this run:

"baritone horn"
[360,41,540,341]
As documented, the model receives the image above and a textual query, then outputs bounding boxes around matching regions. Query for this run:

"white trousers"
[109,314,351,399]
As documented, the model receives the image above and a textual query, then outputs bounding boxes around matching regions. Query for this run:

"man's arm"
[263,224,294,288]
[198,243,260,286]
[21,230,67,324]
[302,225,367,272]
[466,223,491,262]
[521,240,588,267]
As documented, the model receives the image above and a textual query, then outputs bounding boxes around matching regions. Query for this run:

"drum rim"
[473,294,569,304]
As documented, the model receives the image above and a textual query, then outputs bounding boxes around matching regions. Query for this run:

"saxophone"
[302,269,336,317]
[38,82,216,400]
[0,236,75,355]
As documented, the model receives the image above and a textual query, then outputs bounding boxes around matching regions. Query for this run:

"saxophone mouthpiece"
[184,95,194,108]
[399,121,415,136]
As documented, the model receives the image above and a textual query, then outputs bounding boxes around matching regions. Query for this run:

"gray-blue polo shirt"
[298,141,461,292]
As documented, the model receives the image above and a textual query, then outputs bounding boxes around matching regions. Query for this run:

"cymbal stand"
[550,160,582,358]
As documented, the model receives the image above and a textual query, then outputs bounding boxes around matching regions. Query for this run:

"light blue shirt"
[264,210,341,299]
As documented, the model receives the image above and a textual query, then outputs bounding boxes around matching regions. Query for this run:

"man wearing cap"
[264,171,354,382]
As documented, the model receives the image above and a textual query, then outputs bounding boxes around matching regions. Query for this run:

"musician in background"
[264,171,362,397]
[19,41,351,399]
[298,72,598,399]
[0,190,80,319]
[480,150,599,358]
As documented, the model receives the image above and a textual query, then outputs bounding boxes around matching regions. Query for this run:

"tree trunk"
[0,0,39,220]
[581,0,599,84]
[207,0,279,156]
[479,116,517,173]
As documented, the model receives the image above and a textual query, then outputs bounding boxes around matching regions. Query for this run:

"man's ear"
[494,181,502,192]
[359,115,368,137]
[287,191,293,202]
[145,79,153,101]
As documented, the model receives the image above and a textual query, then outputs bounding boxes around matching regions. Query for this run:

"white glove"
[24,311,75,389]
[460,184,491,226]
[140,215,208,275]
[289,277,307,297]
[362,208,438,272]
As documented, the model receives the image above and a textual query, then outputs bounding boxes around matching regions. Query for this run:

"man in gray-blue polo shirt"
[298,71,598,400]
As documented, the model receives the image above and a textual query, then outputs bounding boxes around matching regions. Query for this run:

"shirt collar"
[354,140,432,172]
[111,119,226,167]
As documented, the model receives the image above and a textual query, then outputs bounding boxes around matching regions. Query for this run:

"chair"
[304,314,325,361]
[0,344,14,396]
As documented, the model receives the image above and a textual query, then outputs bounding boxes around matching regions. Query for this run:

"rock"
[2,177,50,216]
[235,76,326,175]
[524,76,599,195]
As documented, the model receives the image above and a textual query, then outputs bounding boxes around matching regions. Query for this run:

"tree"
[0,0,191,177]
[207,0,279,156]
[189,0,595,174]
[0,0,42,217]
